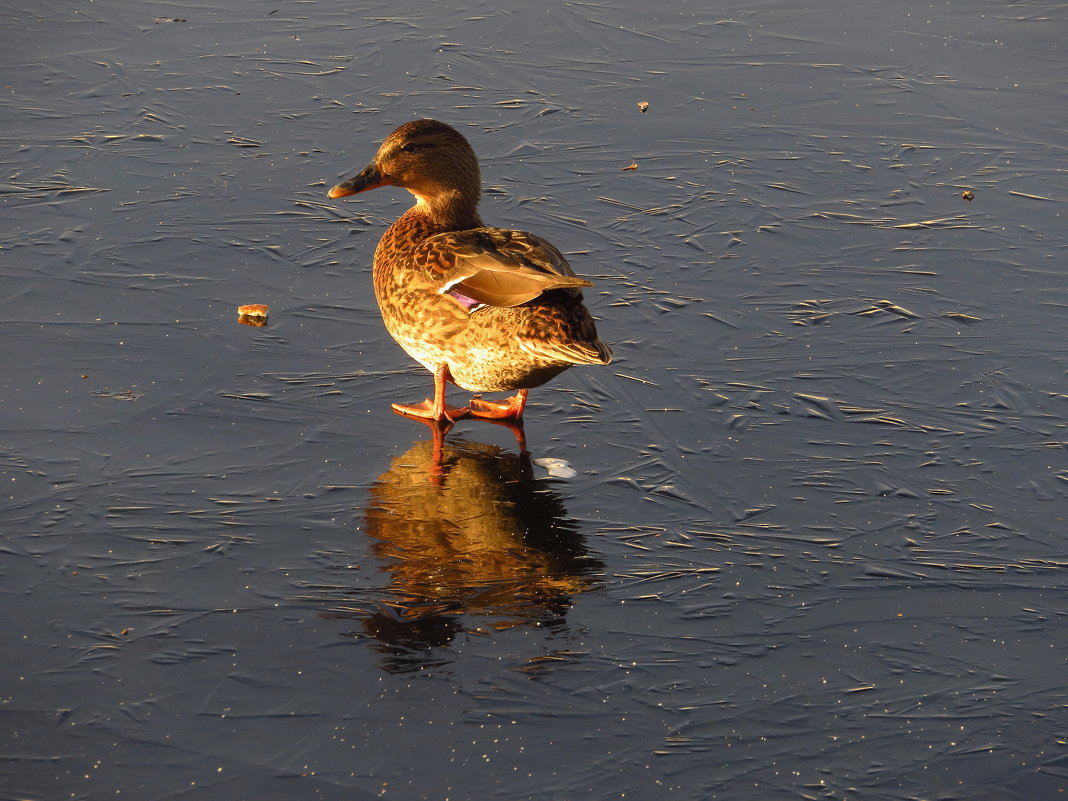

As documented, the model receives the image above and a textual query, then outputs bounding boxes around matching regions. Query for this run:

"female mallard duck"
[328,119,612,424]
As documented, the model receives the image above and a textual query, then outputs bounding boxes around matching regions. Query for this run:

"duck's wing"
[417,228,593,308]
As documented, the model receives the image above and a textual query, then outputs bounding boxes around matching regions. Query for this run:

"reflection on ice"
[327,437,601,673]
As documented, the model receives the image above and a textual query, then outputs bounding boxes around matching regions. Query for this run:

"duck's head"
[328,119,482,216]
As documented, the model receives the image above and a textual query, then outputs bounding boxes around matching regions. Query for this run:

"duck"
[327,119,612,424]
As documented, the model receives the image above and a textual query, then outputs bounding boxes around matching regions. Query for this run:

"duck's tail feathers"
[525,339,613,366]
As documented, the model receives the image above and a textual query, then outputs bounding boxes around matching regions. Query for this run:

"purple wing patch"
[446,288,484,312]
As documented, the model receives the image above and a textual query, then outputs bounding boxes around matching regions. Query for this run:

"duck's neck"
[409,188,483,231]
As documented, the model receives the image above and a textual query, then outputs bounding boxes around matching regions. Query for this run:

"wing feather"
[420,228,593,308]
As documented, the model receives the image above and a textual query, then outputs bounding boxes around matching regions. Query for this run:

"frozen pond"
[3,1,1067,798]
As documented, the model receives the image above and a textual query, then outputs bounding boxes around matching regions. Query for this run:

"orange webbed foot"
[466,390,529,421]
[391,399,470,423]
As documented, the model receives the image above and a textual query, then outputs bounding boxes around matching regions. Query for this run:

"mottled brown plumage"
[328,119,612,423]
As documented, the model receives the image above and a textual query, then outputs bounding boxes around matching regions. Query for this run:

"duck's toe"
[467,390,529,421]
[392,399,470,423]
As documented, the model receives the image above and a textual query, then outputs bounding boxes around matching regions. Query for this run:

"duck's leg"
[392,364,470,423]
[468,389,529,421]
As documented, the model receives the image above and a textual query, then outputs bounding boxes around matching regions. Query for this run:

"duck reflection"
[343,435,601,672]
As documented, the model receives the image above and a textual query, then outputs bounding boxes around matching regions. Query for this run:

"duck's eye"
[399,142,421,153]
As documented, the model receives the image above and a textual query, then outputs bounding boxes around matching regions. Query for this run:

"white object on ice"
[533,457,578,480]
